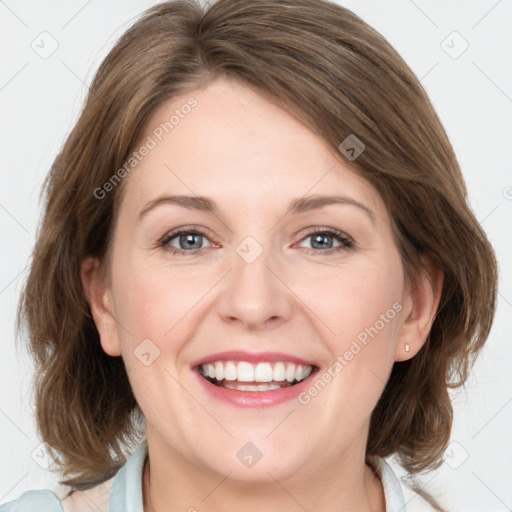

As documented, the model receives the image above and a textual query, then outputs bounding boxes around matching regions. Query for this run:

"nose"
[216,242,293,331]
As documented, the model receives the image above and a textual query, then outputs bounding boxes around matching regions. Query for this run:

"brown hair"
[18,0,497,500]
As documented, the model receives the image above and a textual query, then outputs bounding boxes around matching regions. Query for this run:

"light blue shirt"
[1,441,410,511]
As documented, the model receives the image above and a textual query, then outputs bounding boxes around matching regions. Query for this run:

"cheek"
[110,256,221,360]
[293,252,404,355]
[112,254,183,334]
[292,256,404,447]
[110,262,195,421]
[294,251,404,413]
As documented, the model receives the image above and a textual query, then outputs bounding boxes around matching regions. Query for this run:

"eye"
[296,228,354,255]
[158,226,215,255]
[157,226,353,256]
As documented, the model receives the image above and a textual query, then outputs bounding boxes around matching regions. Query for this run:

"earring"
[405,343,411,352]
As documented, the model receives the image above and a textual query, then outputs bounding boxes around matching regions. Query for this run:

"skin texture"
[82,77,443,512]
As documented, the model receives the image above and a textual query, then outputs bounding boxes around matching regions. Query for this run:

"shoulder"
[60,478,114,512]
[0,478,114,512]
[0,441,148,512]
[0,489,64,512]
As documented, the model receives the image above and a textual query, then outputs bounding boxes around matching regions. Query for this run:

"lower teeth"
[223,382,284,391]
[209,379,296,391]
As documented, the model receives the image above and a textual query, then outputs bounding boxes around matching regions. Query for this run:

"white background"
[1,0,511,510]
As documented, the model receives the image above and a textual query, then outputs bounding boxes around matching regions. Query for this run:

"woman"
[2,0,497,510]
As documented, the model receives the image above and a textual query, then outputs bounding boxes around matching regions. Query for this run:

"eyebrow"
[137,194,375,224]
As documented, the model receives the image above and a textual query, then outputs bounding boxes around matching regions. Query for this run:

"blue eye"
[158,226,354,256]
[159,228,211,255]
[297,228,353,254]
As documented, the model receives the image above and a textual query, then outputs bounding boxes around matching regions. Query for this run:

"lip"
[193,365,319,408]
[190,350,317,368]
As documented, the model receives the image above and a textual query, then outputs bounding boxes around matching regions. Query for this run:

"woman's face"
[90,77,421,483]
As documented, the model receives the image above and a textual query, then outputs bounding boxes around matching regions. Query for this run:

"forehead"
[119,77,385,222]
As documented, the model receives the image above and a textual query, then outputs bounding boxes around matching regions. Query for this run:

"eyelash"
[157,226,354,256]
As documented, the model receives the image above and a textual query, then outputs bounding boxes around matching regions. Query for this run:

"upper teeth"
[199,361,313,383]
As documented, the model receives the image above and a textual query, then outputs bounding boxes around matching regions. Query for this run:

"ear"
[81,257,121,357]
[395,254,444,362]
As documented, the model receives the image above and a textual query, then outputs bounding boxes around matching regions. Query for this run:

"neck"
[142,437,385,512]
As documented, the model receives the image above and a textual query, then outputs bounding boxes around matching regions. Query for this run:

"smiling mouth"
[196,360,317,391]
